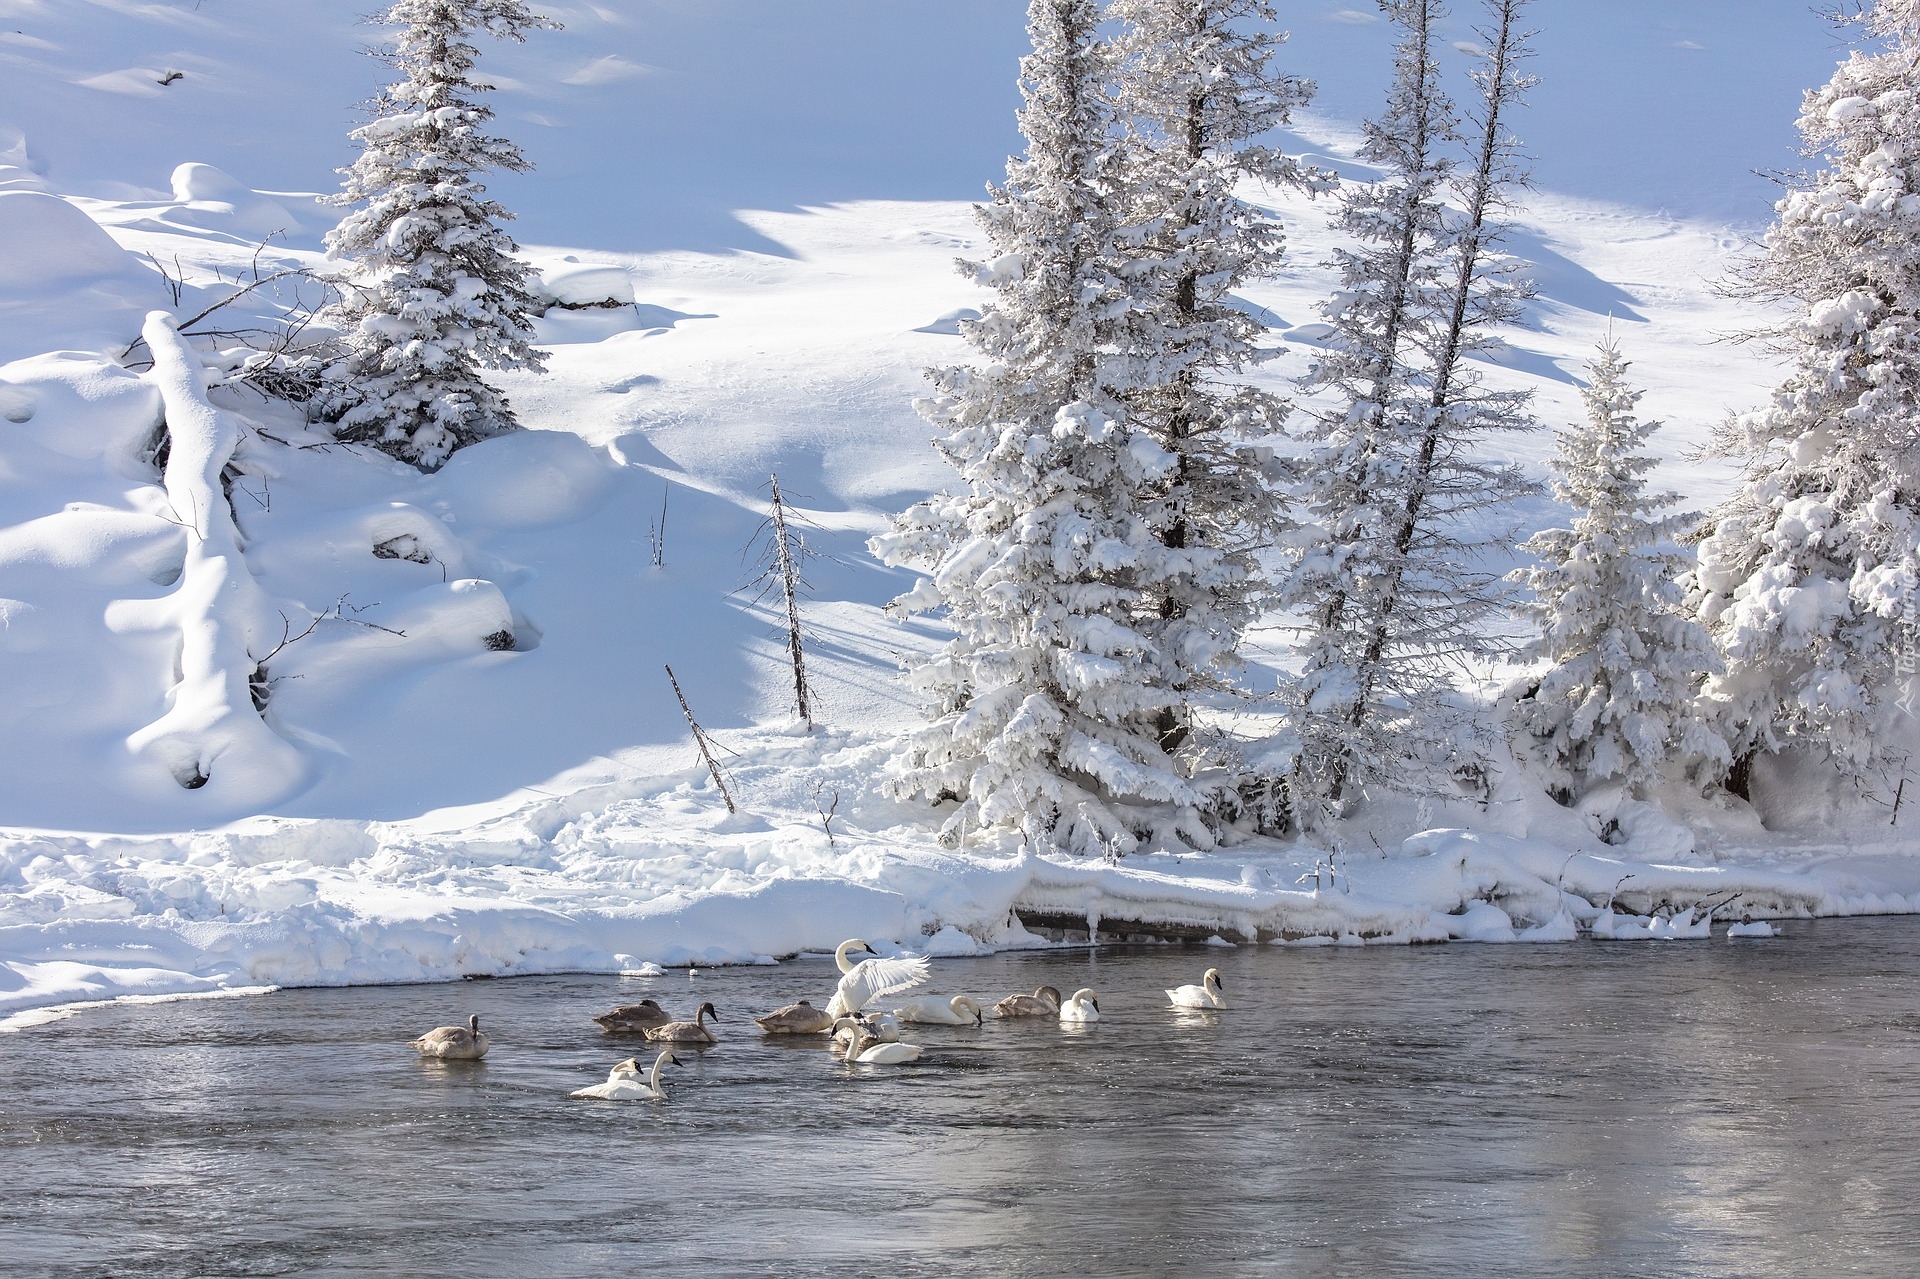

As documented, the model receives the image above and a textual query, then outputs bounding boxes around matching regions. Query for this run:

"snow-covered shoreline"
[6,723,1915,1027]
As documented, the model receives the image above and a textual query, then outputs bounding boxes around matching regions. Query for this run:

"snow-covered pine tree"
[316,0,552,471]
[1692,0,1920,791]
[1278,0,1538,825]
[1105,0,1321,754]
[1513,340,1725,803]
[871,0,1214,855]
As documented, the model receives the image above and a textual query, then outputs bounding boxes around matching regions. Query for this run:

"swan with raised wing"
[823,938,929,1018]
[1166,968,1227,1009]
[571,1051,677,1101]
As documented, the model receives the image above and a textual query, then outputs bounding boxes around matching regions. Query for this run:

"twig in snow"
[739,473,818,727]
[813,781,840,847]
[648,479,670,568]
[666,664,737,813]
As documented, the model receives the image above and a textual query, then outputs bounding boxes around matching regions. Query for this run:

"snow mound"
[0,192,160,360]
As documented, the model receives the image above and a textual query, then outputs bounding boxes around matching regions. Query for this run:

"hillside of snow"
[3,0,1911,1021]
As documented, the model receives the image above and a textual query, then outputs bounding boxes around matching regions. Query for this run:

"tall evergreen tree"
[1692,0,1920,787]
[1514,340,1725,803]
[1278,0,1538,825]
[872,0,1213,854]
[1106,0,1321,753]
[317,0,552,471]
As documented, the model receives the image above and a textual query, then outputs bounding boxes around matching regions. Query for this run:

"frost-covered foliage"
[1105,0,1321,752]
[316,0,552,471]
[873,0,1214,855]
[1693,0,1920,785]
[1512,340,1725,802]
[1277,0,1538,824]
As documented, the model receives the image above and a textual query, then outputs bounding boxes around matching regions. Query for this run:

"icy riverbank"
[7,726,1916,1025]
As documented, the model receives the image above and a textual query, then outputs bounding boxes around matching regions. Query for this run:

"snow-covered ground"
[3,1,1912,1022]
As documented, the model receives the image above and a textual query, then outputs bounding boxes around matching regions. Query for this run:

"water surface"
[4,920,1919,1277]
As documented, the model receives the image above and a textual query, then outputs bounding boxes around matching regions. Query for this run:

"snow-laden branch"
[121,311,307,800]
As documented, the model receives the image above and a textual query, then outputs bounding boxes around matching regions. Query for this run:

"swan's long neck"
[834,940,859,974]
[649,1053,669,1092]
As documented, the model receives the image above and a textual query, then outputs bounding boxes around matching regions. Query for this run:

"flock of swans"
[408,938,1232,1101]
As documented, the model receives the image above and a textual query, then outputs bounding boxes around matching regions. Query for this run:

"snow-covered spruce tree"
[1105,0,1321,755]
[1278,0,1539,825]
[1513,340,1726,803]
[316,0,552,471]
[1692,0,1920,792]
[872,0,1213,854]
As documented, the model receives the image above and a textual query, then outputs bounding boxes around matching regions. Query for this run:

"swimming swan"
[571,1051,678,1101]
[831,1017,923,1065]
[593,999,671,1034]
[1166,968,1227,1009]
[411,1013,489,1060]
[645,1002,720,1044]
[753,999,836,1035]
[823,938,929,1018]
[1059,988,1100,1023]
[892,994,984,1025]
[992,985,1062,1018]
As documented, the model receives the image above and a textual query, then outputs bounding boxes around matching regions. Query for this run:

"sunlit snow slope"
[7,1,1912,1019]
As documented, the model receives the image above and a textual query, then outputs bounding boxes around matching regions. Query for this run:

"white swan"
[1059,988,1100,1023]
[1165,968,1227,1009]
[893,994,984,1025]
[411,1013,489,1060]
[823,937,929,1018]
[571,1051,677,1101]
[831,1017,923,1065]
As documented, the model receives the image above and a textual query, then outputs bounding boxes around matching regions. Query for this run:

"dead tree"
[666,664,737,813]
[742,473,817,728]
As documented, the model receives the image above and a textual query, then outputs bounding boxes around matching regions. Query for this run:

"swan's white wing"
[826,954,929,1016]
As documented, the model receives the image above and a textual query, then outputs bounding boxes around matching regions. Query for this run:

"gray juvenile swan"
[753,999,836,1035]
[992,985,1062,1018]
[411,1013,489,1060]
[593,998,671,1034]
[571,1051,677,1101]
[645,1002,720,1044]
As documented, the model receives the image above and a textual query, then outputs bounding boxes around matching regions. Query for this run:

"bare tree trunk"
[769,474,813,728]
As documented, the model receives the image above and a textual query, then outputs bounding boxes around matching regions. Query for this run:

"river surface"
[3,919,1919,1277]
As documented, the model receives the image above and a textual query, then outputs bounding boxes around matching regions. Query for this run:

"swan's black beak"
[1091,1000,1100,1013]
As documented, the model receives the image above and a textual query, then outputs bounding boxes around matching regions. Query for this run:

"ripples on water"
[4,919,1920,1277]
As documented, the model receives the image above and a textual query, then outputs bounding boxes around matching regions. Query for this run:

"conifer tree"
[1514,340,1725,802]
[1693,0,1920,788]
[1106,0,1321,753]
[317,0,552,470]
[1278,0,1538,824]
[873,0,1213,853]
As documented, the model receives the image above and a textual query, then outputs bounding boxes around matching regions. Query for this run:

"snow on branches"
[316,0,553,471]
[1512,340,1725,803]
[1693,0,1920,786]
[1277,0,1539,826]
[1106,0,1323,753]
[873,0,1215,855]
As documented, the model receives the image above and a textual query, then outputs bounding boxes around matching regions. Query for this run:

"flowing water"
[4,919,1920,1277]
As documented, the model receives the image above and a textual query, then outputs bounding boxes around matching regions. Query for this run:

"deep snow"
[3,1,1916,1021]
